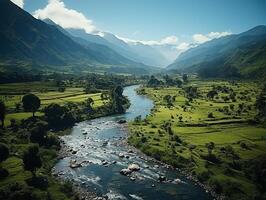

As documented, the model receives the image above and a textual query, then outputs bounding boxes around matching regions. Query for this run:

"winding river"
[54,85,212,200]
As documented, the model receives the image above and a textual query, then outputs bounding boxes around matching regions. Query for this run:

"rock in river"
[117,119,127,124]
[120,168,132,176]
[128,164,140,171]
[158,176,166,182]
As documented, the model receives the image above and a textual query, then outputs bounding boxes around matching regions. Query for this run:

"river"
[53,85,212,200]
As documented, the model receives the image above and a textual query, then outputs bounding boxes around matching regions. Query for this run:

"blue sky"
[21,0,266,41]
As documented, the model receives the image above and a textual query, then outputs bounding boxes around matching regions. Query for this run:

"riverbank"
[128,81,266,200]
[52,85,212,200]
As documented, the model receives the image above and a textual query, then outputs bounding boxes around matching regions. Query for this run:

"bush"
[60,181,73,197]
[0,143,9,163]
[208,112,214,118]
[26,176,48,189]
[141,137,147,143]
[209,178,223,194]
[0,167,9,179]
[197,170,211,182]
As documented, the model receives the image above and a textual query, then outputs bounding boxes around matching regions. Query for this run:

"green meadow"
[0,81,106,126]
[128,79,266,199]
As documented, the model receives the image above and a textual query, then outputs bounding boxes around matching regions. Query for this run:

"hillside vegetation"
[167,26,266,79]
[129,76,266,199]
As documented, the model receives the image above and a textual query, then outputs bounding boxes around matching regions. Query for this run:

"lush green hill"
[167,26,266,79]
[0,0,156,75]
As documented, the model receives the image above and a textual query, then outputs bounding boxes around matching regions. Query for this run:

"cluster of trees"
[207,85,237,102]
[110,86,130,114]
[256,84,266,124]
[184,86,199,100]
[147,74,186,88]
[163,95,174,108]
[0,93,41,129]
[44,103,76,130]
[0,71,42,84]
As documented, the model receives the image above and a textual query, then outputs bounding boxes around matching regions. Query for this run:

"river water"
[54,85,212,200]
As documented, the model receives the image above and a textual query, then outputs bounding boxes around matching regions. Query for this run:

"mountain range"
[1,0,266,78]
[0,0,159,75]
[167,25,266,78]
[66,28,170,67]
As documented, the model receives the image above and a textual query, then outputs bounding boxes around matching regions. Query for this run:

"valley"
[0,1,265,200]
[129,78,266,200]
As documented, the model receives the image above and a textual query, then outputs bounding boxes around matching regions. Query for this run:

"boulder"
[69,163,82,168]
[158,176,166,182]
[120,168,132,176]
[128,164,140,171]
[118,153,124,158]
[117,119,127,124]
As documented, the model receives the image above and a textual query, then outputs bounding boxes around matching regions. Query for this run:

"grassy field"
[0,129,77,200]
[0,81,106,126]
[128,80,266,199]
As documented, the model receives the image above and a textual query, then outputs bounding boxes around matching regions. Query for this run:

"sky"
[11,0,266,60]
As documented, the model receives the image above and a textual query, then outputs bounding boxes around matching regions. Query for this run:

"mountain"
[0,0,156,74]
[167,26,266,78]
[66,28,169,67]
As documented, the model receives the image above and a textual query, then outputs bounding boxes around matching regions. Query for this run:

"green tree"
[207,90,218,100]
[256,84,266,124]
[147,75,163,87]
[182,74,188,83]
[175,79,183,88]
[184,86,198,99]
[0,101,6,128]
[111,86,129,114]
[44,103,75,129]
[163,95,173,108]
[0,143,9,163]
[29,121,48,145]
[22,94,40,117]
[85,97,94,112]
[23,144,42,176]
[205,142,215,155]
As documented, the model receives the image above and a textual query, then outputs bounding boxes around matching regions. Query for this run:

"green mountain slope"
[167,26,266,78]
[0,0,155,74]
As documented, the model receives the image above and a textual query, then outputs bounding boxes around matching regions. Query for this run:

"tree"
[101,91,109,101]
[256,84,266,124]
[184,86,198,99]
[207,90,218,100]
[0,143,9,163]
[0,101,6,128]
[22,94,40,117]
[85,97,94,112]
[163,95,173,108]
[58,86,65,92]
[29,121,48,145]
[111,86,129,114]
[23,144,42,176]
[182,74,188,83]
[44,103,75,129]
[147,76,163,87]
[205,142,215,155]
[176,79,183,88]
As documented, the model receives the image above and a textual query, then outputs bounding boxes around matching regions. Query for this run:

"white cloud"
[33,0,97,34]
[193,34,210,44]
[117,35,179,46]
[176,42,191,51]
[11,0,24,8]
[193,31,231,44]
[160,36,179,45]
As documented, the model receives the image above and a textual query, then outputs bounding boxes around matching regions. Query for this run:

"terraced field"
[128,80,266,199]
[0,81,106,126]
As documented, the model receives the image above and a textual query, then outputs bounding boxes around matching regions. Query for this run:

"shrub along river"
[53,85,212,200]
